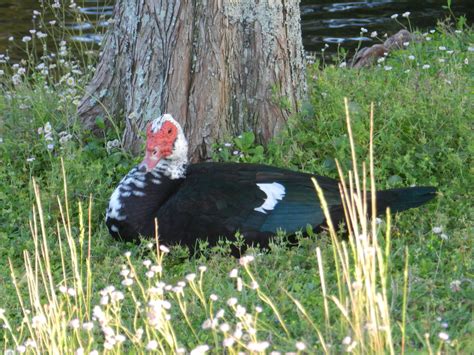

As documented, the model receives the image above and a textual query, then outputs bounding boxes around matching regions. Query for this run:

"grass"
[0,5,473,354]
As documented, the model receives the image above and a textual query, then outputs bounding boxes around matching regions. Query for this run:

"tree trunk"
[77,0,305,161]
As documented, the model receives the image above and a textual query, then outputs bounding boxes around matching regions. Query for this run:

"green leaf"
[95,116,105,130]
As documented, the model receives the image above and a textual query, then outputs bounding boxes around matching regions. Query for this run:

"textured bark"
[77,0,305,161]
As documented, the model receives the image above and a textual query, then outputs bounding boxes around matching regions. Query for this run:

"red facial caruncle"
[139,120,178,172]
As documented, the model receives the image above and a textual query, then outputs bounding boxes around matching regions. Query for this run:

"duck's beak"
[139,149,161,173]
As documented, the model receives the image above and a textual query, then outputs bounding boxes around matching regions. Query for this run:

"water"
[0,0,472,59]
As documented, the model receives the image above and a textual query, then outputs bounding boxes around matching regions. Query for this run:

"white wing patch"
[254,182,286,214]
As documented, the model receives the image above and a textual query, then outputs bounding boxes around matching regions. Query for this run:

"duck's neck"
[153,157,188,180]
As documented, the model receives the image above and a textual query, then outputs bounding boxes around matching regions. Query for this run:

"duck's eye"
[168,128,172,134]
[152,149,158,156]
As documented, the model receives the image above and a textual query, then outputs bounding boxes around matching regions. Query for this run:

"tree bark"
[77,0,305,161]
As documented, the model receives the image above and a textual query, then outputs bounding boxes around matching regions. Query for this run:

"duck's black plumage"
[106,161,436,250]
[105,114,437,252]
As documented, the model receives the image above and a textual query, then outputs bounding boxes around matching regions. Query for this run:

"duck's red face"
[140,120,178,172]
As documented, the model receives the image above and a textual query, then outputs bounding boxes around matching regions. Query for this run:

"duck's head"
[139,114,188,173]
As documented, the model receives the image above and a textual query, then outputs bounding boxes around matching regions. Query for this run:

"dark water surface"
[0,1,472,59]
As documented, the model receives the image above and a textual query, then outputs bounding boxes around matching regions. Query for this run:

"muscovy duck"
[106,114,436,250]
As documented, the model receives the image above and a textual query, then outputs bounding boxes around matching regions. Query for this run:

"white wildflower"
[26,157,36,163]
[210,294,218,301]
[146,340,158,351]
[233,326,243,339]
[37,32,47,39]
[190,345,210,355]
[145,271,155,278]
[159,245,170,253]
[408,55,415,60]
[75,348,84,355]
[250,281,259,289]
[16,345,26,354]
[441,322,448,329]
[296,341,306,351]
[31,314,47,328]
[100,295,109,305]
[235,305,246,317]
[12,74,21,85]
[124,251,131,257]
[115,334,126,343]
[151,265,162,273]
[430,29,436,34]
[67,288,76,297]
[247,341,270,352]
[438,332,449,341]
[403,42,410,47]
[47,143,55,151]
[239,255,254,266]
[347,341,358,352]
[440,233,448,240]
[229,268,238,278]
[8,36,14,41]
[370,31,378,38]
[464,58,469,65]
[384,66,393,71]
[199,265,207,272]
[339,62,347,68]
[255,306,263,313]
[66,77,75,86]
[237,277,243,292]
[24,339,37,348]
[402,11,411,18]
[391,14,399,19]
[111,291,124,302]
[22,36,32,42]
[342,336,352,345]
[377,57,385,63]
[186,273,196,282]
[360,27,368,33]
[121,278,133,287]
[49,20,57,25]
[83,322,94,331]
[439,58,446,63]
[223,338,235,347]
[422,64,430,69]
[432,226,442,234]
[142,259,152,268]
[69,318,80,329]
[450,280,461,292]
[29,29,36,34]
[439,46,447,51]
[220,323,230,332]
[227,297,238,307]
[446,50,454,54]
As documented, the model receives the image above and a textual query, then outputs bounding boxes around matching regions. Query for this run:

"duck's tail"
[375,186,437,214]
